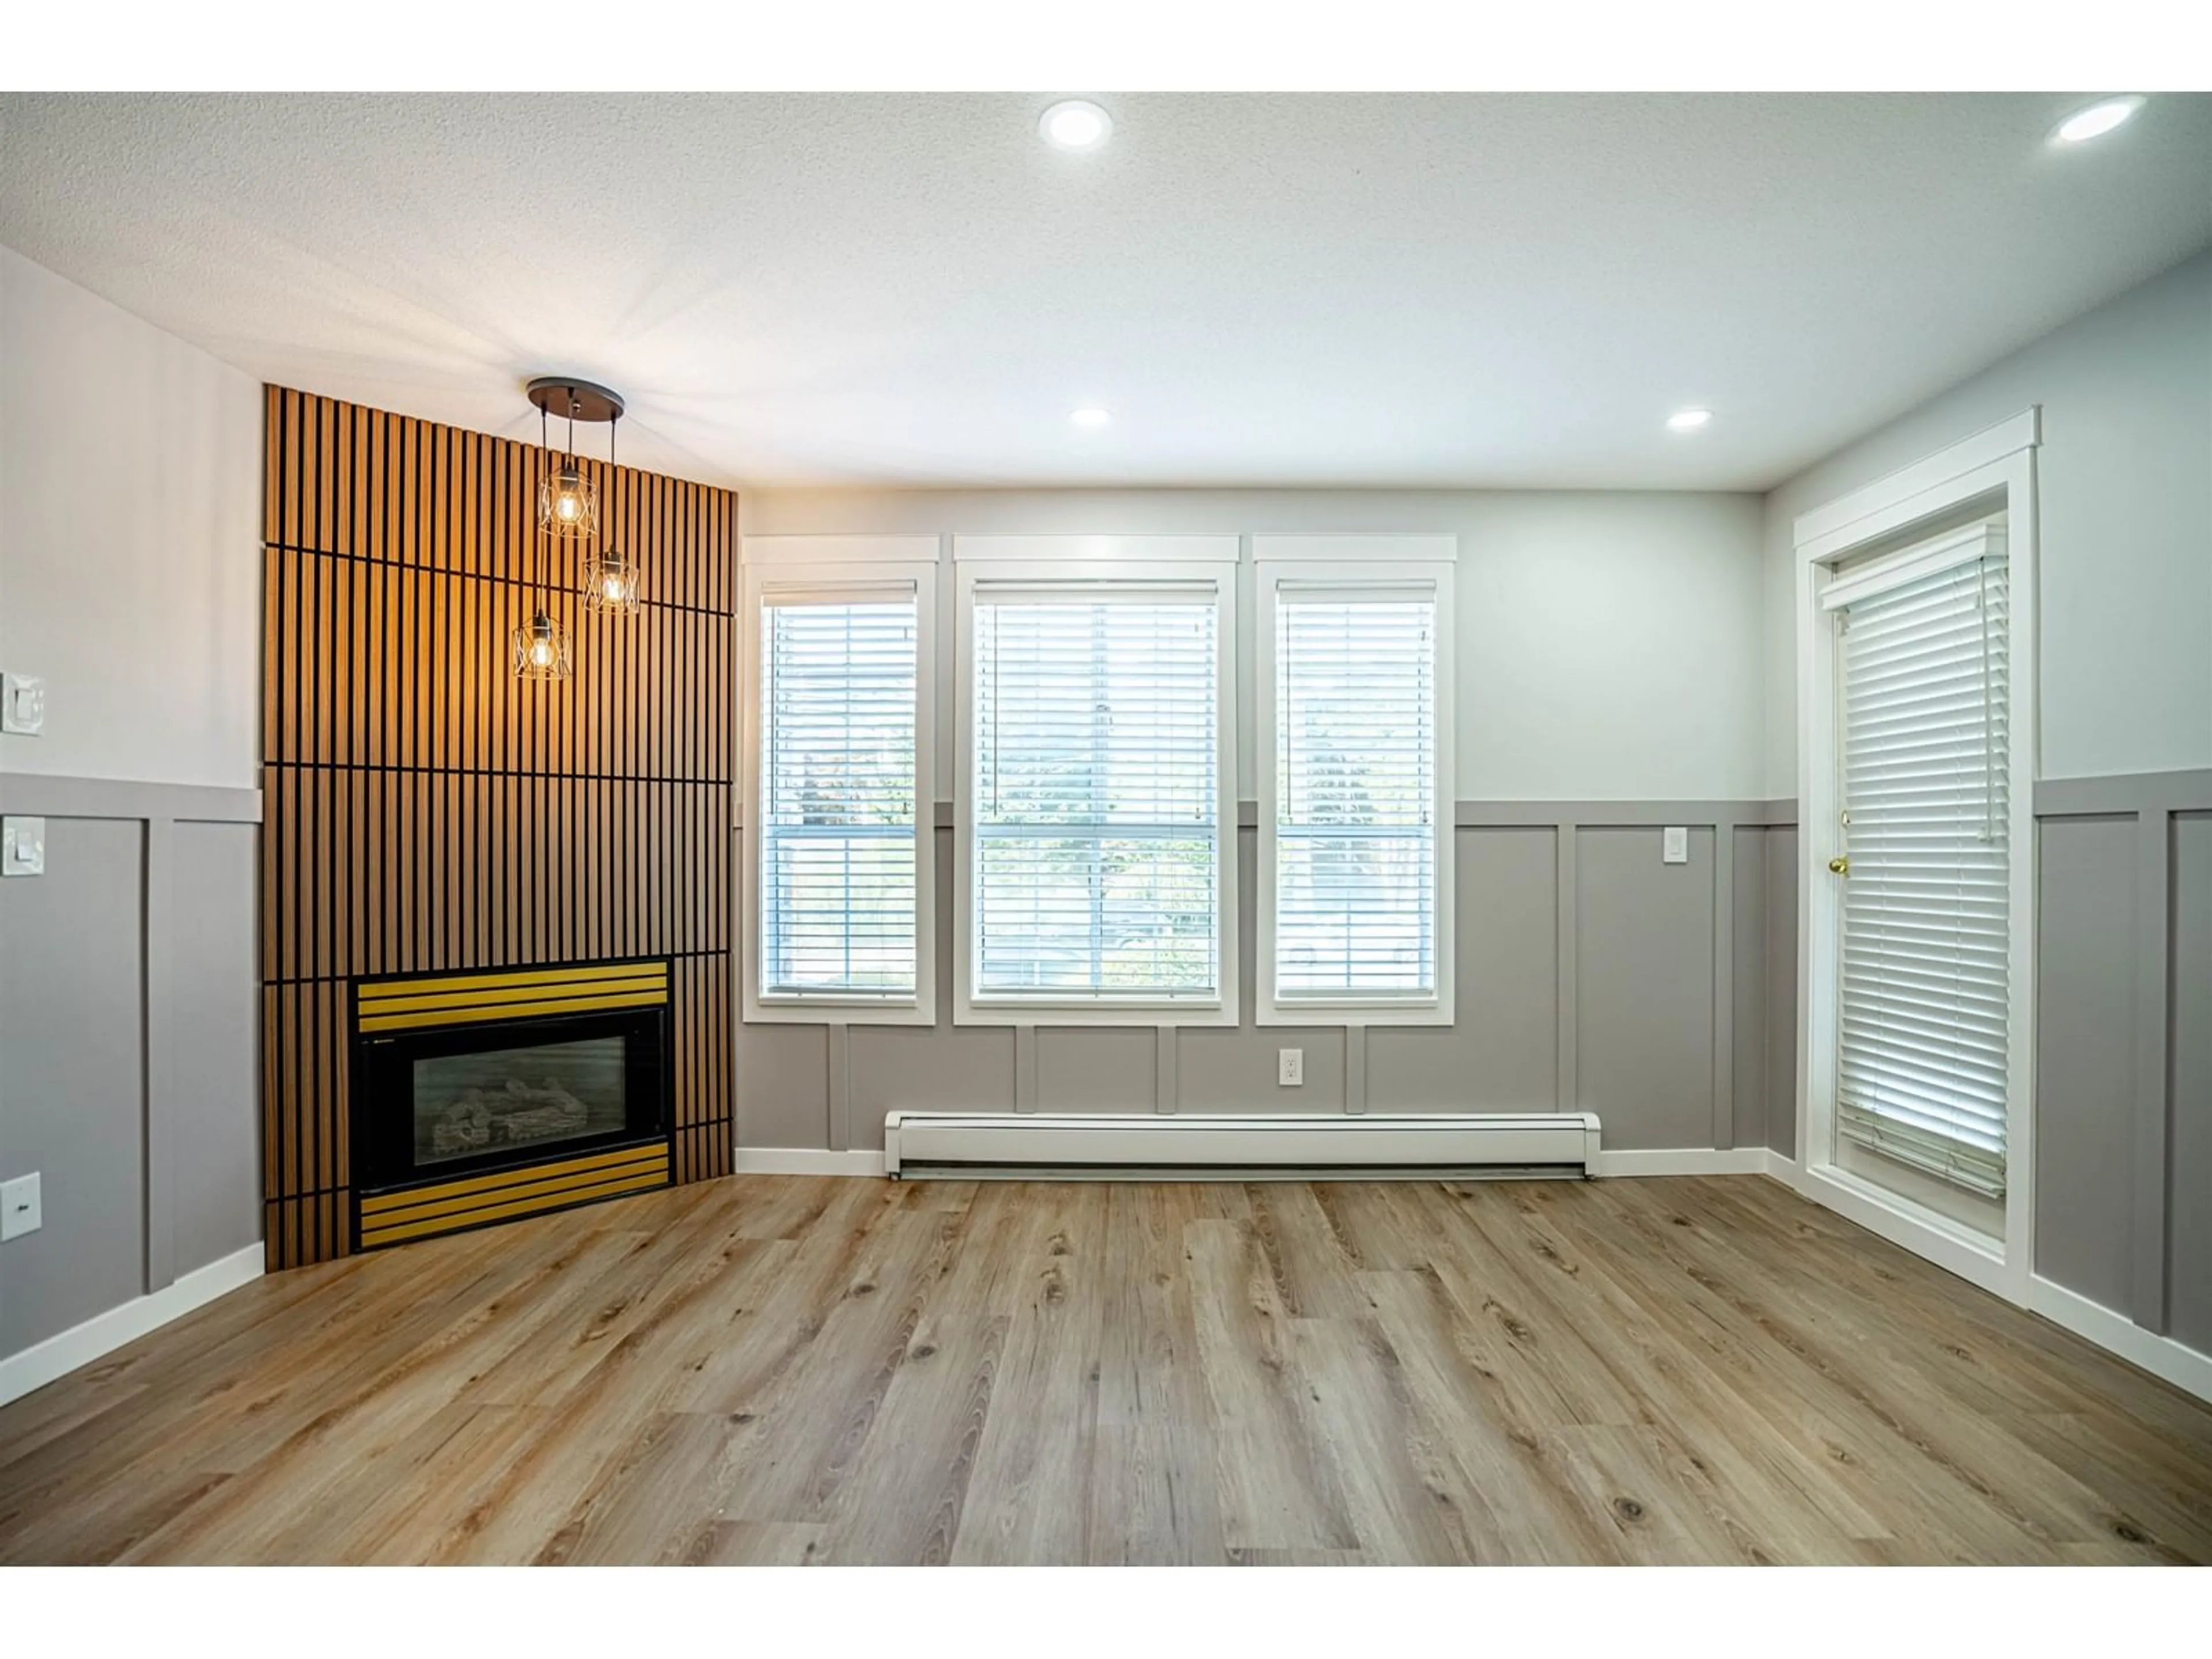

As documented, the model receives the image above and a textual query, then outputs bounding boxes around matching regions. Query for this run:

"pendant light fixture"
[514,377,603,681]
[581,403,642,615]
[528,377,622,541]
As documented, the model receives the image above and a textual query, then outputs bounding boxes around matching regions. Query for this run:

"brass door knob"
[1828,857,1851,876]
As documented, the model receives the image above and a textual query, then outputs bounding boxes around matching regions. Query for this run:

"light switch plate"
[1,673,46,736]
[1,1172,40,1241]
[1662,825,1689,865]
[1,816,45,877]
[1278,1047,1304,1086]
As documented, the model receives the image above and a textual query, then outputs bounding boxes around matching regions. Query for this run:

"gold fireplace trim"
[356,961,670,1032]
[359,1142,671,1248]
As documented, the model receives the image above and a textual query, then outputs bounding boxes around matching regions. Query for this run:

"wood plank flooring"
[3,1173,2208,1565]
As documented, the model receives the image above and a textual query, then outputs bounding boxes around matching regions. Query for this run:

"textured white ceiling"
[2,92,2208,491]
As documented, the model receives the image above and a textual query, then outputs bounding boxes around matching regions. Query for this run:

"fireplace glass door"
[412,1034,630,1166]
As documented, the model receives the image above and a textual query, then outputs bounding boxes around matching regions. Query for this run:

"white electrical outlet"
[1,1172,40,1241]
[1662,825,1689,865]
[2,673,46,736]
[2,816,45,877]
[1278,1047,1304,1086]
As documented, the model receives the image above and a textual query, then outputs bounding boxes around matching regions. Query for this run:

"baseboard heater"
[881,1111,1601,1180]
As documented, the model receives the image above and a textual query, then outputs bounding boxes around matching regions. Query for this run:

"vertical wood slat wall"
[260,387,736,1269]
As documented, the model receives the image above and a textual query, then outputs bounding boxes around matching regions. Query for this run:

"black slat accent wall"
[260,387,736,1269]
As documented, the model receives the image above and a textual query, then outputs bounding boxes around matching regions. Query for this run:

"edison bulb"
[530,637,554,667]
[601,574,627,601]
[539,459,597,539]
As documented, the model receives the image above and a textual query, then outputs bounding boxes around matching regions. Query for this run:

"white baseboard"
[738,1144,1768,1181]
[730,1147,886,1178]
[1592,1147,1772,1177]
[2028,1276,2212,1405]
[1764,1149,1802,1182]
[0,1241,265,1408]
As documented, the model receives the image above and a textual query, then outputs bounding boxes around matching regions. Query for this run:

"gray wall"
[1,240,263,1375]
[2032,773,2212,1351]
[0,242,263,789]
[1762,245,2212,793]
[744,489,1770,803]
[0,777,261,1361]
[1759,244,2212,1363]
[737,486,1776,1156]
[741,808,1796,1154]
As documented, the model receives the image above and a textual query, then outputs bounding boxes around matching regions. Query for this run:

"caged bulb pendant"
[582,550,641,615]
[540,453,597,540]
[581,405,642,615]
[512,606,573,681]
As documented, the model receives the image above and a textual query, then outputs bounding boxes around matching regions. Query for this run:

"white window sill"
[954,998,1236,1029]
[1257,999,1452,1028]
[744,997,934,1027]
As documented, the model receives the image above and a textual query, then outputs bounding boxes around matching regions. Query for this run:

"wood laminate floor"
[3,1173,2209,1565]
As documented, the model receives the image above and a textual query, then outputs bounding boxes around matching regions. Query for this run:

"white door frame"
[1790,408,2040,1305]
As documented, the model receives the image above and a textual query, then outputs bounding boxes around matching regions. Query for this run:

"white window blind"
[971,587,1221,1000]
[1836,553,2010,1197]
[1273,587,1438,999]
[759,592,919,997]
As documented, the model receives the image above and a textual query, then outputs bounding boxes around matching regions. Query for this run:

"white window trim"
[951,539,1241,1026]
[1790,408,2038,1305]
[952,534,1241,567]
[1251,547,1457,1027]
[740,541,940,1026]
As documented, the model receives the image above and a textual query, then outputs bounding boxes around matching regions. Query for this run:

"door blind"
[759,594,919,996]
[972,588,1220,999]
[1273,588,1438,998]
[1836,554,2009,1196]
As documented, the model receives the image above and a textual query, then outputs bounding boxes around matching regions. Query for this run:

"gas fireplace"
[351,961,673,1249]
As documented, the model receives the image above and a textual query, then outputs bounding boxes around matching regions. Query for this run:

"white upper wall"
[1764,245,2212,794]
[743,487,1768,802]
[0,242,261,790]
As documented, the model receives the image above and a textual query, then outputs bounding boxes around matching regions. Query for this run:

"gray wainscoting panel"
[2169,813,2212,1353]
[0,817,149,1357]
[1574,826,1717,1150]
[1366,828,1557,1112]
[168,821,262,1276]
[847,1027,1017,1149]
[1035,1029,1162,1112]
[2033,815,2139,1315]
[1764,828,1800,1161]
[1730,825,1771,1152]
[738,1025,832,1149]
[1181,1027,1349,1113]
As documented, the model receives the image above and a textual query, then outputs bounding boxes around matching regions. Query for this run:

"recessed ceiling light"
[1666,408,1713,433]
[1039,100,1113,152]
[1069,407,1112,429]
[2053,96,2146,145]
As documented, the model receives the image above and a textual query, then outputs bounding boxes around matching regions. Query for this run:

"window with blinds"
[1271,586,1440,1001]
[758,592,920,998]
[1835,551,2010,1196]
[970,586,1222,1002]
